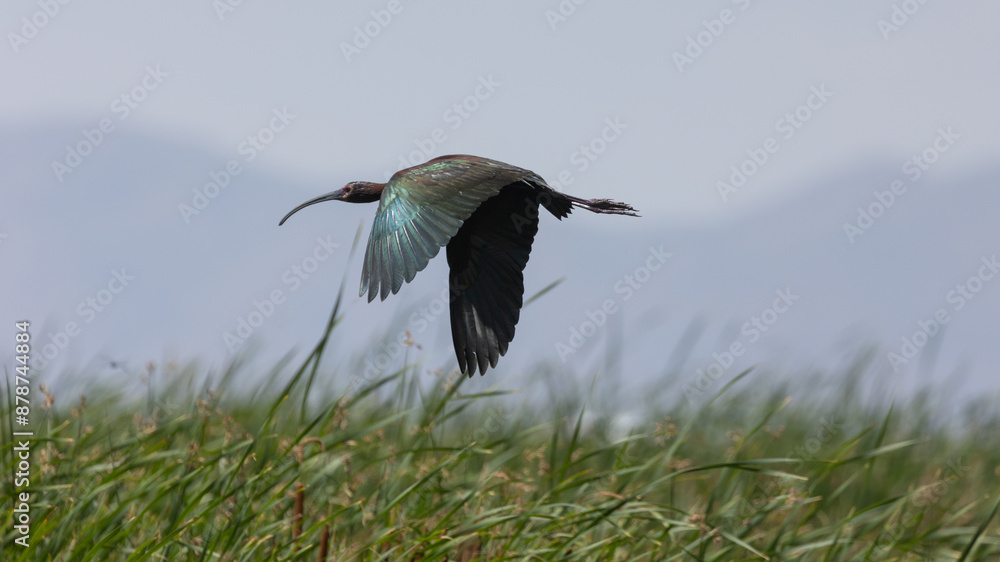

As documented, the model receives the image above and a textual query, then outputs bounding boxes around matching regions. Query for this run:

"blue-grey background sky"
[3,1,998,404]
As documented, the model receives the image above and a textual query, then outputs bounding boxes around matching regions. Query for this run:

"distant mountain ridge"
[3,124,998,404]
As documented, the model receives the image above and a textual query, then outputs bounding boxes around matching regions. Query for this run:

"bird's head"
[279,181,385,225]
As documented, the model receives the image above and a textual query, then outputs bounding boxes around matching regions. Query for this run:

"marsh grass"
[4,329,999,560]
[2,241,998,560]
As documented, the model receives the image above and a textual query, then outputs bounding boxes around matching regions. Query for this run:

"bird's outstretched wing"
[447,186,539,375]
[361,155,539,302]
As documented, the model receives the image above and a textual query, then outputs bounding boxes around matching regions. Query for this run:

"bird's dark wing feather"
[361,155,538,301]
[447,185,539,375]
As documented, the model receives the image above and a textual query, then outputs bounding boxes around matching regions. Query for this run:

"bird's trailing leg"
[559,193,639,217]
[516,179,639,220]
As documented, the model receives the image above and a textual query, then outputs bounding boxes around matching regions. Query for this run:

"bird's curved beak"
[279,188,345,225]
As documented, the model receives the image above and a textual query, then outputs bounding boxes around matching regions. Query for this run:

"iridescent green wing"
[360,156,531,301]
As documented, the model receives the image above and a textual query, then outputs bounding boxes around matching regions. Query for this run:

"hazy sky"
[3,2,999,401]
[5,1,998,223]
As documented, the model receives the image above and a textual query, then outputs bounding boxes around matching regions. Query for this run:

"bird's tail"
[567,194,640,217]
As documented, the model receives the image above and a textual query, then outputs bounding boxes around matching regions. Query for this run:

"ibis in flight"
[280,155,638,376]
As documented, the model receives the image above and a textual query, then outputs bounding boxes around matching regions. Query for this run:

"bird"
[279,154,638,376]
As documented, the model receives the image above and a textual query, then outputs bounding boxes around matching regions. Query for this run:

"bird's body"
[280,155,638,375]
